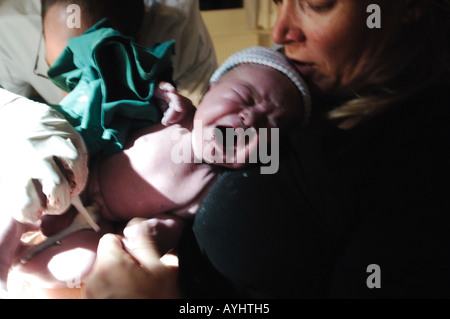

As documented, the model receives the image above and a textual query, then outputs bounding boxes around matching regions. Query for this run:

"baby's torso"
[87,123,218,221]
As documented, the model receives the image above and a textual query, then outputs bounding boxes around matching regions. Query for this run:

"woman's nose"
[271,1,306,45]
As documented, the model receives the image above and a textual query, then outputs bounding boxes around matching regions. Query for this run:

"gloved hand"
[0,89,89,225]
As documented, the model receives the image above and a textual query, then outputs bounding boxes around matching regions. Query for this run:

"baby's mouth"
[215,126,239,152]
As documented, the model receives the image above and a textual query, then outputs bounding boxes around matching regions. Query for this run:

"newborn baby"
[89,47,310,221]
[13,47,311,290]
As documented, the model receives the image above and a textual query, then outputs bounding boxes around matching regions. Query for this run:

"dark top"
[178,86,450,298]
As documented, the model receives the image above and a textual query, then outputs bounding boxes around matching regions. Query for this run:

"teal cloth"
[48,19,175,156]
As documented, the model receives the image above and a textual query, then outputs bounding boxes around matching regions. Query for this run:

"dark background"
[199,0,243,10]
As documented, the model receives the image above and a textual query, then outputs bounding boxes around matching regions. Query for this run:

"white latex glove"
[0,89,89,225]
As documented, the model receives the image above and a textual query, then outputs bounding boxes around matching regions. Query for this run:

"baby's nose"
[239,108,265,128]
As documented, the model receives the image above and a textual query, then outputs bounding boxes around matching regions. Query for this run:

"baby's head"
[41,0,144,66]
[193,46,311,169]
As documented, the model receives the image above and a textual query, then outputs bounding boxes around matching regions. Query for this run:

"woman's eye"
[307,0,335,12]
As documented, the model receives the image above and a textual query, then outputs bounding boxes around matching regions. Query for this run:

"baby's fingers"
[154,82,177,114]
[155,82,195,126]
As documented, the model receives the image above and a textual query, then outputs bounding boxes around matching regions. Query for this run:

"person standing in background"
[0,0,63,104]
[0,0,217,105]
[139,0,218,105]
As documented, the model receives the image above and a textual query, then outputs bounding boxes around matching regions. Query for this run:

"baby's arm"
[154,82,196,126]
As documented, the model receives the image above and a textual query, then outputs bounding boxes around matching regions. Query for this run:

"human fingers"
[125,217,185,256]
[81,234,128,299]
[155,82,195,126]
[122,221,162,270]
[83,233,179,299]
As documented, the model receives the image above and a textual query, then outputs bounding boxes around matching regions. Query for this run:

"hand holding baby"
[83,219,180,299]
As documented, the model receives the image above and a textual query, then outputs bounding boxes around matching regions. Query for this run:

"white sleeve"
[141,0,218,105]
[0,0,65,105]
[0,89,88,224]
[0,57,34,98]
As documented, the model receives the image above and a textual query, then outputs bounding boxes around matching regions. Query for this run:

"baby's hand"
[154,82,196,126]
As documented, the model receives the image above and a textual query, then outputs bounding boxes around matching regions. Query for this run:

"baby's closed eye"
[232,85,258,106]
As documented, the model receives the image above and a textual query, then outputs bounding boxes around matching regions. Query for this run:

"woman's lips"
[293,62,315,76]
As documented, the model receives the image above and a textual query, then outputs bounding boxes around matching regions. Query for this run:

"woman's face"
[271,0,391,95]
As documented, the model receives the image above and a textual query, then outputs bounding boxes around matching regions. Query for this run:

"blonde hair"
[328,0,450,129]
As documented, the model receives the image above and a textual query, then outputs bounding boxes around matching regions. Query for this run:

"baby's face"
[193,64,301,168]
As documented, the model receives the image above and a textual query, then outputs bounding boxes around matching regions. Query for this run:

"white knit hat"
[210,46,311,125]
